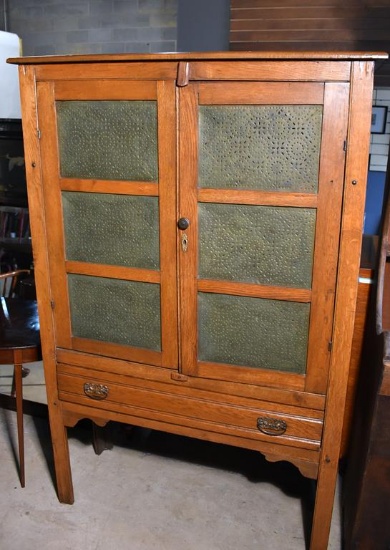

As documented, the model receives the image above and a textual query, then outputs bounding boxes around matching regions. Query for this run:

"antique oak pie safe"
[9,51,386,549]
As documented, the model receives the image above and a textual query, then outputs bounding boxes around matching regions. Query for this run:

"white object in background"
[0,30,21,118]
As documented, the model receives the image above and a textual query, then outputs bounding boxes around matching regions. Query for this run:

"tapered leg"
[310,451,339,548]
[13,355,25,488]
[48,407,75,504]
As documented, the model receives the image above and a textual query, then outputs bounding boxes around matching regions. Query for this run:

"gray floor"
[0,362,342,549]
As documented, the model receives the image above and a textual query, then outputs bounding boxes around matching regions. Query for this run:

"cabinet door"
[36,78,178,368]
[179,81,349,394]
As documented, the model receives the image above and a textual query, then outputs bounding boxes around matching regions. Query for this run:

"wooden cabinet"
[10,52,386,549]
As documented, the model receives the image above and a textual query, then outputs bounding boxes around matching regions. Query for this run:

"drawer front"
[57,368,323,451]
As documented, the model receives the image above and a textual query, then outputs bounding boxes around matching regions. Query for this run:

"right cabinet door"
[178,80,350,396]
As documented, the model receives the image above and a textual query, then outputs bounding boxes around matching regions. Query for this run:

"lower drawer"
[57,367,324,451]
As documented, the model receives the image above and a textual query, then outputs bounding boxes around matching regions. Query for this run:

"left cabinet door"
[36,78,178,369]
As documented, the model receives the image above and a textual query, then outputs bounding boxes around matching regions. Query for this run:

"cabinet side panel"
[305,82,350,394]
[18,67,74,504]
[311,61,375,550]
[36,81,72,348]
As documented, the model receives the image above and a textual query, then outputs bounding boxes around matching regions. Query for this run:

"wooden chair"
[0,269,31,298]
[0,269,41,487]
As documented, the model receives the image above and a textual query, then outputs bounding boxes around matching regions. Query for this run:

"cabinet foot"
[49,410,74,505]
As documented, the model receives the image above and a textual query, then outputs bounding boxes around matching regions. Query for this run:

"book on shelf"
[0,206,30,240]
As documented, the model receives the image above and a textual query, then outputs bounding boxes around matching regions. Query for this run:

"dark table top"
[0,298,40,350]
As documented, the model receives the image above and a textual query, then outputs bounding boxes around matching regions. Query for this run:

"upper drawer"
[57,364,324,452]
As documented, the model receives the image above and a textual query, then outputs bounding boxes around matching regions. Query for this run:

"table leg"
[13,351,25,488]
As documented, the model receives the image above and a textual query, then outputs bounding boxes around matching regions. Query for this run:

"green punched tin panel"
[198,105,322,192]
[198,293,310,374]
[68,274,161,351]
[62,192,160,269]
[57,101,158,181]
[199,203,316,289]
[196,101,321,375]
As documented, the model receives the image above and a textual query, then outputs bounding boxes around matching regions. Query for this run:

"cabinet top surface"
[8,50,388,65]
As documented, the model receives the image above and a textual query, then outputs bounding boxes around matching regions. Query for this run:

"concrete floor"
[0,362,342,550]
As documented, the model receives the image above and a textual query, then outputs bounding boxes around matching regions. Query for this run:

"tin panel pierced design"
[198,293,310,373]
[68,274,161,351]
[62,192,159,269]
[198,105,322,192]
[57,101,158,181]
[199,203,315,288]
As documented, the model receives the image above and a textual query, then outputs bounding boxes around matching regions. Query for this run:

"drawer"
[57,366,324,451]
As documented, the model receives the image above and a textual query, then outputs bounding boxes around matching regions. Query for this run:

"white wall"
[0,31,21,118]
[370,88,390,173]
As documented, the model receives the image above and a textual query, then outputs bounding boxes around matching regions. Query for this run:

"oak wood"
[36,76,178,370]
[190,60,352,82]
[196,361,306,391]
[12,52,379,549]
[61,399,321,478]
[65,262,161,284]
[71,338,163,367]
[60,179,159,194]
[305,82,349,394]
[198,279,311,303]
[198,81,324,105]
[34,62,179,82]
[176,61,190,87]
[156,80,179,369]
[17,67,74,504]
[37,80,72,350]
[198,189,318,208]
[178,84,200,377]
[54,79,157,100]
[56,348,326,410]
[263,452,319,480]
[56,362,322,418]
[57,372,323,449]
[183,78,348,402]
[9,51,387,64]
[310,60,374,550]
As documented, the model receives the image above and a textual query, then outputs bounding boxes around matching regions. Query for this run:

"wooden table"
[343,213,390,547]
[0,298,41,486]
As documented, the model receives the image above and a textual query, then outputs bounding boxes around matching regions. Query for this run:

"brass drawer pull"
[83,383,109,401]
[257,417,287,436]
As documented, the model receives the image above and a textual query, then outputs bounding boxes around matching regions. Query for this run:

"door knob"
[178,217,190,230]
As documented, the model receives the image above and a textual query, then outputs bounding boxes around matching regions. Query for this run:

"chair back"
[0,269,31,298]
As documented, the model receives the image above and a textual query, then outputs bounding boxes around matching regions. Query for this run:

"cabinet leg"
[48,408,74,504]
[310,458,339,549]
